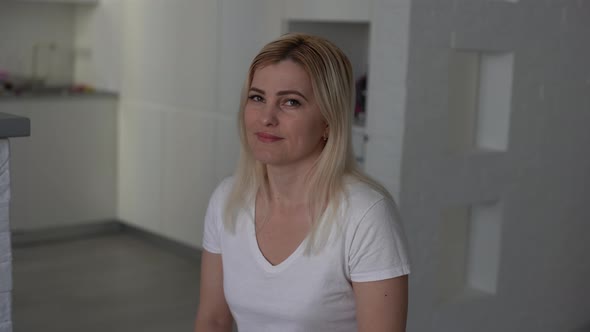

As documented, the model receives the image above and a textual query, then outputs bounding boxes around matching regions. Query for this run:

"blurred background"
[0,0,589,331]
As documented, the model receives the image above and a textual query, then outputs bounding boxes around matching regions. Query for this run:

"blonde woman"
[195,33,410,332]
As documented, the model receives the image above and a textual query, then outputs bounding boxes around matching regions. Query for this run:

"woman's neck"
[264,164,312,209]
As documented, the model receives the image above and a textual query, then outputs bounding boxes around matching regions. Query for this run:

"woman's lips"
[255,132,283,143]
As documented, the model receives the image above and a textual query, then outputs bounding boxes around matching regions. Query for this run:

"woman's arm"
[352,275,408,332]
[194,250,234,332]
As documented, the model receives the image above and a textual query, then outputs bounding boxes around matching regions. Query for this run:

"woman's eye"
[284,99,301,107]
[249,95,264,102]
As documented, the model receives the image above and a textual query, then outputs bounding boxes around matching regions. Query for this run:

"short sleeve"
[202,178,231,254]
[349,198,411,282]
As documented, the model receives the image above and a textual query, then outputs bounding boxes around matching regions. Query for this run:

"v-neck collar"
[245,197,308,274]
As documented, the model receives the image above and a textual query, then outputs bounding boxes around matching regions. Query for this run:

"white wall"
[116,0,282,248]
[117,0,219,247]
[400,1,590,331]
[283,0,371,22]
[365,0,411,199]
[0,2,75,83]
[73,0,122,92]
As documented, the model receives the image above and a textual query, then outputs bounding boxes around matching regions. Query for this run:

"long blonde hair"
[225,33,392,253]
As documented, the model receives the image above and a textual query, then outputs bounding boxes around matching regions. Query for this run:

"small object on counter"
[0,70,10,95]
[3,82,14,92]
[70,83,95,93]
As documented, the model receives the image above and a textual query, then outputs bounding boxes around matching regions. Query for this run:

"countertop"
[0,112,30,138]
[0,90,118,101]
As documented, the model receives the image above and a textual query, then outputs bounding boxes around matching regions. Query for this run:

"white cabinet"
[1,96,117,230]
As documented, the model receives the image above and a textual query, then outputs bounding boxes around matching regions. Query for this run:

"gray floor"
[12,233,202,332]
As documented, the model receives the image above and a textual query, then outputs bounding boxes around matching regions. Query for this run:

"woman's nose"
[260,103,279,126]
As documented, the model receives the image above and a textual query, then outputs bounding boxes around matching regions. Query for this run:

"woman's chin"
[252,152,283,166]
[255,158,287,167]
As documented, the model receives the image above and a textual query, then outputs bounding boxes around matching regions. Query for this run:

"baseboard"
[11,220,203,262]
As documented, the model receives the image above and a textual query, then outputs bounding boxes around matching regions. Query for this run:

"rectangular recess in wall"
[466,200,503,293]
[448,50,514,153]
[287,21,370,84]
[438,200,503,303]
[438,206,470,303]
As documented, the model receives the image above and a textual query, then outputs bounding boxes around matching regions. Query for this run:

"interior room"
[0,0,589,331]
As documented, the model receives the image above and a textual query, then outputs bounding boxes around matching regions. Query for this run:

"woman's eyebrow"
[277,90,308,101]
[249,87,308,102]
[249,87,265,95]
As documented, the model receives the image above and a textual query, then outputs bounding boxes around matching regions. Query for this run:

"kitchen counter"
[2,96,117,232]
[0,112,30,138]
[0,90,118,101]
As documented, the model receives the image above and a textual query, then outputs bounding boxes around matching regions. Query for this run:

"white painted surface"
[364,0,411,199]
[2,97,117,230]
[73,0,122,91]
[0,2,74,81]
[121,0,218,111]
[401,1,590,331]
[117,100,164,234]
[283,0,372,22]
[215,0,282,117]
[117,0,220,246]
[448,50,479,152]
[447,50,514,153]
[118,99,220,246]
[466,201,502,294]
[438,206,469,303]
[476,52,513,151]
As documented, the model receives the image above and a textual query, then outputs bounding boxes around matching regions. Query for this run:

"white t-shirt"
[202,177,411,332]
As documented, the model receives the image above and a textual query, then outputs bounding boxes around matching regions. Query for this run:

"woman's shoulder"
[219,175,235,189]
[343,175,391,209]
[210,176,235,203]
[336,176,397,228]
[340,176,403,240]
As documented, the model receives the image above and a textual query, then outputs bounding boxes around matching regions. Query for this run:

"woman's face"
[244,60,327,168]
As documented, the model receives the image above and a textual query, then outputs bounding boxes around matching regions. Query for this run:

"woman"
[195,33,410,332]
